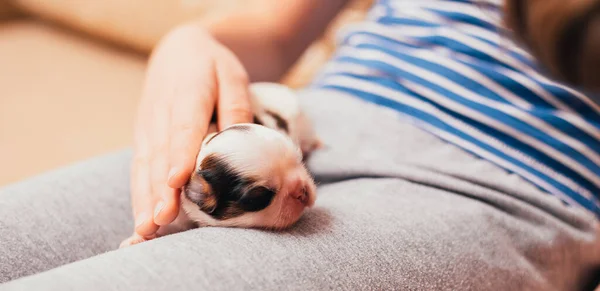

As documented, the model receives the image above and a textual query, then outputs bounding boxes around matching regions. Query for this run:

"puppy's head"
[181,123,317,230]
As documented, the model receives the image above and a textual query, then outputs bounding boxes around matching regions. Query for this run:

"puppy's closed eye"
[238,186,276,212]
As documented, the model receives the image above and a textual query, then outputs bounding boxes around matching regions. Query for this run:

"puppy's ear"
[183,174,217,214]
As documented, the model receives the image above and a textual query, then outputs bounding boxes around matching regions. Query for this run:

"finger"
[148,96,179,226]
[131,154,160,237]
[215,50,253,131]
[158,58,218,225]
[149,150,178,227]
[167,73,217,190]
[130,103,160,236]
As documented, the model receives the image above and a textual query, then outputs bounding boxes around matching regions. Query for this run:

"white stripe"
[385,2,600,118]
[555,112,600,141]
[339,4,600,145]
[458,48,600,123]
[388,0,499,26]
[404,78,600,191]
[520,68,600,118]
[382,5,448,24]
[348,34,533,108]
[384,21,582,113]
[348,22,576,112]
[319,74,592,199]
[405,26,537,76]
[339,32,600,144]
[335,47,600,188]
[378,14,535,64]
[339,44,600,168]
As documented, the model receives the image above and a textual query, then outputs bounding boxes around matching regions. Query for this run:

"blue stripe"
[344,27,522,73]
[322,68,600,196]
[342,31,424,49]
[412,34,520,72]
[454,59,560,109]
[341,31,421,50]
[352,42,600,149]
[328,54,600,152]
[353,43,600,151]
[377,16,440,27]
[355,43,524,106]
[424,9,499,31]
[539,83,600,125]
[457,59,600,125]
[374,13,538,69]
[316,82,600,215]
[340,54,600,180]
[342,30,547,107]
[465,36,538,70]
[530,109,600,150]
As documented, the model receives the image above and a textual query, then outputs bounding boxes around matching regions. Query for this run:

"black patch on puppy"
[253,115,263,125]
[185,154,275,220]
[265,110,289,133]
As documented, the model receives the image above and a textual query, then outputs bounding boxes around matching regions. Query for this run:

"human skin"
[130,0,351,238]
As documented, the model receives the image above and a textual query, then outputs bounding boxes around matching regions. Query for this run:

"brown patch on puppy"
[265,110,289,133]
[184,174,217,214]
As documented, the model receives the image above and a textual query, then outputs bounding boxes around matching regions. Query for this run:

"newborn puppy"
[120,83,321,248]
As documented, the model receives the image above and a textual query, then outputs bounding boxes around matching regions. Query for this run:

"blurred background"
[0,0,373,186]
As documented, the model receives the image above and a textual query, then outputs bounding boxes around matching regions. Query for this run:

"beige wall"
[0,21,145,186]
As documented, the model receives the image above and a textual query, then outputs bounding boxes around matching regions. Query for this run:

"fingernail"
[167,167,180,184]
[154,200,166,219]
[135,212,149,228]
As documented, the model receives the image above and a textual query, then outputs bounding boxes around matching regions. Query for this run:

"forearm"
[203,0,350,82]
[204,13,292,82]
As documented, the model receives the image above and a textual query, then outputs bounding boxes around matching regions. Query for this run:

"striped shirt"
[311,0,600,216]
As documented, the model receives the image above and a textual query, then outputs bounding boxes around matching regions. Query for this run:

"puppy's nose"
[293,189,308,205]
[287,178,308,205]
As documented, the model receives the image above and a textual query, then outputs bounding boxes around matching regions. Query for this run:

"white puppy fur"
[120,83,321,248]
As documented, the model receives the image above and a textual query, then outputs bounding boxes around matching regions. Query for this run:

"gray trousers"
[1,89,599,290]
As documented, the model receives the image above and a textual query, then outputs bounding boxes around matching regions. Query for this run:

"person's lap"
[1,89,599,290]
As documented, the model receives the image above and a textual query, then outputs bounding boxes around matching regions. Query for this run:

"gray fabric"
[1,88,600,290]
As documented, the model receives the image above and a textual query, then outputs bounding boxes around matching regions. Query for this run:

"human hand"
[130,24,253,238]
